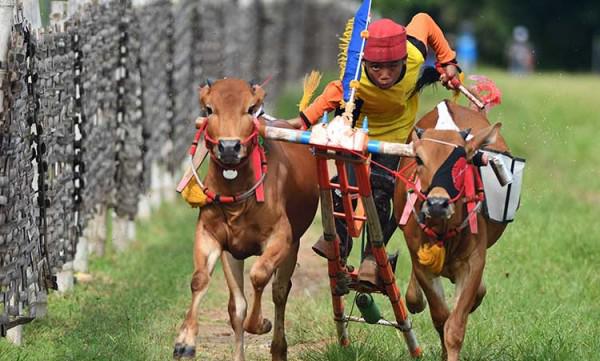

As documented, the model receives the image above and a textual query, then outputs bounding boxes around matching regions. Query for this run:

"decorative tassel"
[298,70,323,112]
[181,176,208,208]
[468,75,502,112]
[417,242,446,274]
[338,17,354,80]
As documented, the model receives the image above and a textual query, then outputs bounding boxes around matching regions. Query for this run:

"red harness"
[188,118,267,204]
[395,158,485,245]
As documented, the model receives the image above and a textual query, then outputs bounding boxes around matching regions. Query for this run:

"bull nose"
[218,139,241,154]
[426,197,449,209]
[425,197,450,218]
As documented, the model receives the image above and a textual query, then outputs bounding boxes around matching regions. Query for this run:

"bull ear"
[414,127,425,139]
[198,84,210,106]
[251,84,266,108]
[466,123,502,159]
[411,129,422,150]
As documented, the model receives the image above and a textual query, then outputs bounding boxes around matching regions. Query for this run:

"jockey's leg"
[244,222,292,335]
[222,252,246,361]
[270,241,299,361]
[311,175,355,261]
[332,183,354,260]
[368,153,401,247]
[174,224,222,359]
[359,154,400,284]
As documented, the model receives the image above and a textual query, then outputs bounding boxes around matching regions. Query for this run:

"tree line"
[374,0,600,71]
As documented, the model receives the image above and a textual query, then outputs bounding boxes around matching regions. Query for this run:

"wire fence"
[0,0,353,337]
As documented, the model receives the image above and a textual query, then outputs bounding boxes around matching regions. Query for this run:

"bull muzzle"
[422,196,455,219]
[216,138,242,165]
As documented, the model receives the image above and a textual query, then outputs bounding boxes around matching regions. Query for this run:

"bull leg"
[244,225,292,335]
[414,266,450,360]
[470,280,487,313]
[406,267,426,314]
[222,252,246,361]
[270,241,299,361]
[444,246,486,361]
[174,226,222,359]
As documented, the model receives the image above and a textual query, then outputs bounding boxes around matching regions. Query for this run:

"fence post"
[73,227,89,273]
[150,161,162,209]
[112,211,134,253]
[57,262,74,293]
[88,206,107,257]
[6,325,22,346]
[1,0,17,347]
[162,169,175,203]
[0,0,13,116]
[137,193,152,219]
[30,289,48,319]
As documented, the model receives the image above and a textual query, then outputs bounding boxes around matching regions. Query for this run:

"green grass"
[2,69,600,360]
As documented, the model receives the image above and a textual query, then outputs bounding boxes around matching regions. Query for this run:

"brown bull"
[394,101,509,361]
[174,79,319,361]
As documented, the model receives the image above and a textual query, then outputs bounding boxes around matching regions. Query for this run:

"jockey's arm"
[288,80,344,130]
[407,13,460,88]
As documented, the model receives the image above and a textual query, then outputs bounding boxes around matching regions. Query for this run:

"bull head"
[198,79,266,166]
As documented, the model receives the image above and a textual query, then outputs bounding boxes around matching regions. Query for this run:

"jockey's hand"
[288,117,308,130]
[439,64,460,90]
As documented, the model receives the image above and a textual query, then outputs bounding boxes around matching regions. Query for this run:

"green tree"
[372,0,600,71]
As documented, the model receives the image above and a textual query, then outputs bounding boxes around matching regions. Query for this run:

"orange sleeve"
[301,80,343,125]
[406,13,456,64]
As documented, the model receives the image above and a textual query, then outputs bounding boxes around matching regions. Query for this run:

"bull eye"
[247,105,255,115]
[415,156,424,166]
[204,106,213,116]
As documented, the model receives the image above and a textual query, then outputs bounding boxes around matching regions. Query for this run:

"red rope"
[189,118,268,204]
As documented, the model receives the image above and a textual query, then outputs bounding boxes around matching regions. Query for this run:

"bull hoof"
[173,343,196,359]
[244,318,272,335]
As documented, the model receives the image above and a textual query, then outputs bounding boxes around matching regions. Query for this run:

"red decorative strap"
[464,164,478,234]
[251,144,265,202]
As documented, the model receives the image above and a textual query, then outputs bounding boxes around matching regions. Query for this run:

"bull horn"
[205,78,214,87]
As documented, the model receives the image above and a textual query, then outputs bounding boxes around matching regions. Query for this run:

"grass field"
[1,69,599,360]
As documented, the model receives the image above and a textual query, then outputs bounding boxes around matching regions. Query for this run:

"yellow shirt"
[300,13,455,143]
[301,41,424,143]
[354,41,424,142]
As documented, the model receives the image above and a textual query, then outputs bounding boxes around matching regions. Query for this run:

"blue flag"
[341,0,372,103]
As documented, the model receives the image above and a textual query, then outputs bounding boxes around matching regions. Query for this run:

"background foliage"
[373,0,600,71]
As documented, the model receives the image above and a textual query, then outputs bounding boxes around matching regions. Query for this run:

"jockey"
[289,13,461,285]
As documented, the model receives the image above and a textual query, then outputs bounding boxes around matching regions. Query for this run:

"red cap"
[363,19,407,62]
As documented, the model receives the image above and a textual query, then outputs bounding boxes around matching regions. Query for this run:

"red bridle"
[188,117,267,204]
[201,120,261,170]
[394,150,485,245]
